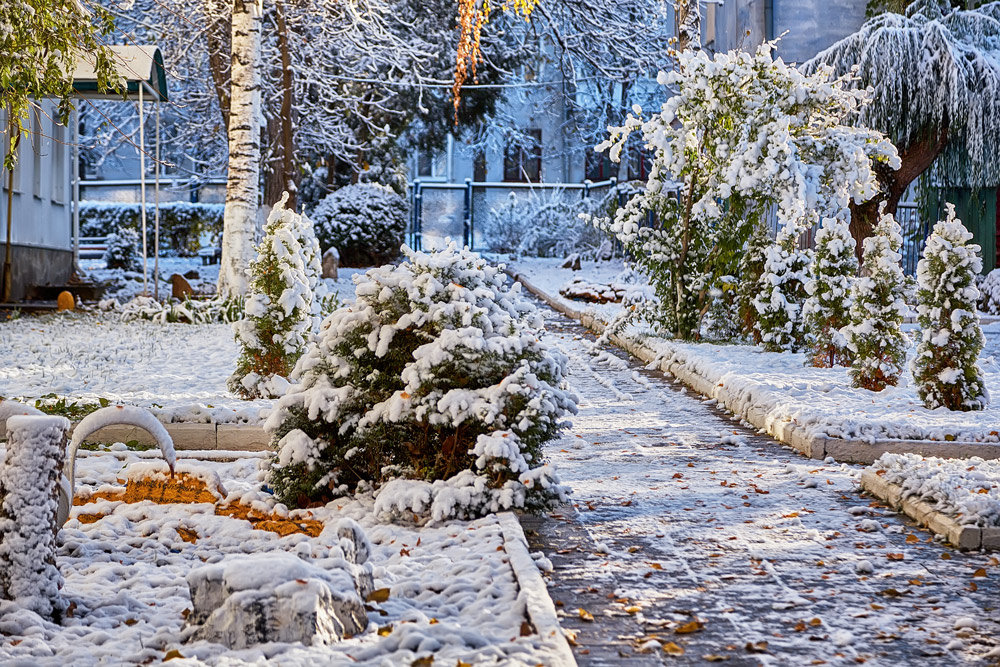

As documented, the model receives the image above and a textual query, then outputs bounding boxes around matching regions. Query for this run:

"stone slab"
[216,424,271,452]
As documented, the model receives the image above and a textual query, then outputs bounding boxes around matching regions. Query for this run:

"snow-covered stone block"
[216,423,270,451]
[186,552,369,648]
[0,414,71,620]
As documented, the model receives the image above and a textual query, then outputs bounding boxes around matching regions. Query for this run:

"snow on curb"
[860,469,999,551]
[496,512,577,666]
[507,269,1000,465]
[0,418,269,452]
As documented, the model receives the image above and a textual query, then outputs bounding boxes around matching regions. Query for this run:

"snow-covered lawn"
[0,264,369,425]
[0,446,562,665]
[512,257,1000,445]
[871,453,1000,528]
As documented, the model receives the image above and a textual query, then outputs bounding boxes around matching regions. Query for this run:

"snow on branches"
[754,224,812,352]
[264,243,576,518]
[804,216,858,367]
[229,193,315,399]
[843,207,908,391]
[912,204,989,411]
[594,41,898,340]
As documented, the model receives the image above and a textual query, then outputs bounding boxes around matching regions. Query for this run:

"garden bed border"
[508,268,1000,466]
[0,418,270,452]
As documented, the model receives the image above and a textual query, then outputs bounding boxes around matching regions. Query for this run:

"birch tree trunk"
[218,0,263,298]
[675,0,701,52]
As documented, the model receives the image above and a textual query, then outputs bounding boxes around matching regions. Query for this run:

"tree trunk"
[218,0,263,298]
[676,0,701,52]
[263,0,297,210]
[848,123,950,261]
[205,9,232,135]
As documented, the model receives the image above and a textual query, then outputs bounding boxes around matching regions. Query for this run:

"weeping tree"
[804,0,1000,255]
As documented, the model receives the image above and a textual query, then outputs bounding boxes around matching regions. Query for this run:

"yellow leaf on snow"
[578,608,595,622]
[367,588,391,603]
[675,619,704,634]
[662,641,685,656]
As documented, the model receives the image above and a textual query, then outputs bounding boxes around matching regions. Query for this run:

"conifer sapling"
[803,216,857,367]
[754,223,811,352]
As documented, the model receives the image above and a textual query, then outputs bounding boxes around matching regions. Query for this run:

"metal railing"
[408,177,619,251]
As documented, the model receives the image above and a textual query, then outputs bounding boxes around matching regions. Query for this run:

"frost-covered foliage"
[804,216,858,367]
[282,193,329,330]
[843,208,908,391]
[979,268,1000,315]
[308,183,408,267]
[118,294,244,324]
[593,41,898,340]
[229,195,314,399]
[806,0,1000,189]
[912,205,988,411]
[103,227,141,271]
[737,221,771,343]
[264,244,576,518]
[0,415,70,621]
[81,201,224,256]
[702,276,739,342]
[482,189,611,259]
[754,225,812,352]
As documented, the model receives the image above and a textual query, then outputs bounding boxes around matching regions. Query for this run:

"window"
[585,148,614,182]
[52,120,65,203]
[503,129,541,182]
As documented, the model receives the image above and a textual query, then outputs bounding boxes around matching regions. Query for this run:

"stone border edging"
[496,512,577,666]
[1,418,270,452]
[507,268,1000,465]
[860,469,1000,550]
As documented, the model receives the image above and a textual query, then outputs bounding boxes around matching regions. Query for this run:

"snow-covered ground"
[0,446,563,665]
[0,260,370,425]
[537,309,1000,663]
[513,257,1000,444]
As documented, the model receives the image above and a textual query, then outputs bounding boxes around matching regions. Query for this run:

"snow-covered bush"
[482,189,610,259]
[264,243,576,517]
[229,194,314,399]
[103,226,141,270]
[593,41,898,340]
[308,183,408,267]
[912,205,988,411]
[81,201,224,256]
[281,192,328,331]
[119,294,244,324]
[979,268,1000,315]
[754,225,812,352]
[702,276,739,341]
[843,207,908,391]
[803,216,858,367]
[737,221,771,343]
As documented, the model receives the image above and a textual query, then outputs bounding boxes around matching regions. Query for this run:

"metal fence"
[407,178,619,251]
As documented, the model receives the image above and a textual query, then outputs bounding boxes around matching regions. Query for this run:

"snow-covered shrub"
[979,268,1000,315]
[103,226,141,270]
[81,201,224,255]
[702,276,739,341]
[803,216,858,367]
[843,207,908,391]
[912,205,988,411]
[737,221,771,343]
[593,41,898,340]
[229,194,314,399]
[264,243,576,517]
[754,224,812,352]
[308,183,408,267]
[482,189,610,259]
[119,294,244,324]
[281,191,328,331]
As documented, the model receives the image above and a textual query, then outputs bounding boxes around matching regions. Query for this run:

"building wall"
[0,103,74,300]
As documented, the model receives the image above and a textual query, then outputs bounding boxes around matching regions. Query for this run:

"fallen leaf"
[378,625,393,637]
[973,568,987,577]
[624,605,641,614]
[703,654,728,662]
[905,534,919,544]
[520,621,533,636]
[578,608,595,622]
[746,640,768,653]
[411,657,433,667]
[887,553,904,561]
[676,619,704,634]
[662,642,685,656]
[367,588,391,603]
[941,552,952,560]
[164,649,185,661]
[124,619,138,626]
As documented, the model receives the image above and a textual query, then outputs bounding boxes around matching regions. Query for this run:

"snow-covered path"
[533,307,1000,665]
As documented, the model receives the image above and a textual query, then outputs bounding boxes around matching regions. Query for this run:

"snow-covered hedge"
[229,194,315,399]
[308,183,408,267]
[871,453,1000,528]
[912,205,988,411]
[264,243,576,518]
[103,227,141,270]
[979,268,1000,315]
[81,201,224,256]
[483,188,612,259]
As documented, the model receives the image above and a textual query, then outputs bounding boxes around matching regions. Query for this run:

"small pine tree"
[738,220,771,342]
[843,206,908,391]
[280,192,328,331]
[754,223,811,352]
[703,277,739,341]
[228,194,314,399]
[104,226,141,271]
[911,204,989,411]
[803,216,858,367]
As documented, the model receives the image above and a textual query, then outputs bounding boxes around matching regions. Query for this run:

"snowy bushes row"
[80,201,224,256]
[482,187,618,260]
[307,183,408,268]
[264,243,576,519]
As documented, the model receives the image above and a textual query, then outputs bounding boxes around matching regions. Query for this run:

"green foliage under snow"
[308,183,408,267]
[803,217,858,367]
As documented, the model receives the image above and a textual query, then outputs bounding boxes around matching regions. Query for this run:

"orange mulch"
[72,472,323,538]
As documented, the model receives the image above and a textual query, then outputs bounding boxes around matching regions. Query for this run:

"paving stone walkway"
[525,306,1000,666]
